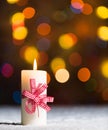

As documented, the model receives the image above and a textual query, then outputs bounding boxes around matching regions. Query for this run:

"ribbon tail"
[42,96,54,103]
[39,102,51,112]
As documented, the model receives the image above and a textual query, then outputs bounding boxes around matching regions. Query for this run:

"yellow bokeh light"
[97,26,108,41]
[11,12,25,24]
[96,6,108,19]
[50,57,66,73]
[77,67,91,82]
[37,23,51,36]
[24,46,39,64]
[58,33,77,49]
[55,69,70,83]
[23,7,36,19]
[12,26,28,40]
[101,60,108,78]
[7,0,19,4]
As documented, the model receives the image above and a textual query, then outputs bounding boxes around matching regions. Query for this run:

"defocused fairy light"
[102,88,108,101]
[97,26,108,41]
[37,23,51,36]
[58,33,77,49]
[101,60,108,78]
[12,26,28,40]
[23,7,36,19]
[52,10,67,23]
[47,72,51,84]
[36,16,50,25]
[16,0,28,6]
[23,46,39,64]
[75,20,91,37]
[69,52,82,67]
[19,45,28,59]
[96,38,108,48]
[11,12,25,24]
[55,68,70,83]
[36,38,50,51]
[82,3,93,15]
[1,63,14,78]
[50,57,66,73]
[12,91,21,104]
[70,0,84,14]
[77,67,91,82]
[7,0,19,4]
[96,6,108,19]
[38,52,48,66]
[85,78,97,92]
[71,0,84,10]
[13,39,25,46]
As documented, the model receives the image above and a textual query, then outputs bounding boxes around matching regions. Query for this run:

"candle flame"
[33,59,37,70]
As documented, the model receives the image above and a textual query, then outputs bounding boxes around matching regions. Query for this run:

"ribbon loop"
[22,78,54,116]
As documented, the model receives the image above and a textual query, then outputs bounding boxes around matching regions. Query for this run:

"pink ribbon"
[22,79,54,115]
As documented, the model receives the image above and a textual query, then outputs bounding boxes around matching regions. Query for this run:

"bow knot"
[22,79,54,115]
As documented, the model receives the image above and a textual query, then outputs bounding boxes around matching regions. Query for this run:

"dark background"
[0,0,108,105]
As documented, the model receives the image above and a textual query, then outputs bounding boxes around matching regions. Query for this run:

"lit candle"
[21,59,53,125]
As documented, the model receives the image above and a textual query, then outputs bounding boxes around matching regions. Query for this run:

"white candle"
[21,59,47,125]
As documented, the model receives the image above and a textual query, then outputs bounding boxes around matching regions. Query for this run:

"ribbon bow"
[22,79,54,116]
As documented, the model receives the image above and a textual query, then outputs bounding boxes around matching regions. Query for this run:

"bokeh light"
[12,26,28,40]
[23,7,36,19]
[71,0,84,10]
[37,23,51,36]
[58,33,77,49]
[69,52,82,66]
[85,78,97,92]
[50,57,66,73]
[96,38,108,48]
[97,26,108,41]
[36,38,50,51]
[102,88,108,101]
[52,10,67,23]
[12,22,25,31]
[96,6,108,19]
[7,0,19,4]
[75,21,90,37]
[19,45,28,59]
[23,46,39,64]
[13,39,25,46]
[77,67,91,82]
[36,16,50,25]
[82,3,93,15]
[101,60,108,78]
[16,0,28,6]
[55,68,70,83]
[13,91,21,104]
[1,63,14,78]
[38,52,48,66]
[11,12,25,24]
[47,72,51,84]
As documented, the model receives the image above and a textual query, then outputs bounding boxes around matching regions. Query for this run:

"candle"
[21,59,54,125]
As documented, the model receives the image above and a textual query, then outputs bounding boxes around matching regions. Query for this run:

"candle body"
[21,70,47,125]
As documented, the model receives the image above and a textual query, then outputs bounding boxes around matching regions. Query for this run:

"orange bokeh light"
[23,7,35,19]
[37,23,51,36]
[82,3,93,15]
[77,67,91,82]
[69,52,82,66]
